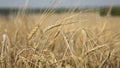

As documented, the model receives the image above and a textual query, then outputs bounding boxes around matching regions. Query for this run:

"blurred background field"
[0,0,120,68]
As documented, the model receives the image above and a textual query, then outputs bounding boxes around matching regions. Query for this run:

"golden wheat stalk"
[1,29,11,68]
[61,31,74,56]
[27,24,40,41]
[43,21,80,33]
[99,51,111,68]
[84,43,108,57]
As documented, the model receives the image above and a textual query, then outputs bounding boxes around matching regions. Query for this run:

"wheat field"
[0,11,120,68]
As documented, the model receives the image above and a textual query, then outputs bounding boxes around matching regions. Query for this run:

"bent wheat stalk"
[84,43,108,57]
[27,24,40,41]
[43,21,80,33]
[99,51,111,68]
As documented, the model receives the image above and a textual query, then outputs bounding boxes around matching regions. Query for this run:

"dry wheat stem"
[28,24,40,41]
[69,28,82,55]
[44,21,80,33]
[1,31,11,68]
[84,43,108,57]
[81,29,88,57]
[99,51,111,68]
[61,31,74,56]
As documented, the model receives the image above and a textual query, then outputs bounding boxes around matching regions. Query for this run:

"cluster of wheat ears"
[0,2,120,68]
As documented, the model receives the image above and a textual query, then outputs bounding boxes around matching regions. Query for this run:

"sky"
[0,0,120,9]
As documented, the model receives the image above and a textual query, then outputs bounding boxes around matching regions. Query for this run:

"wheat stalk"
[1,29,11,68]
[99,51,111,68]
[27,24,40,41]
